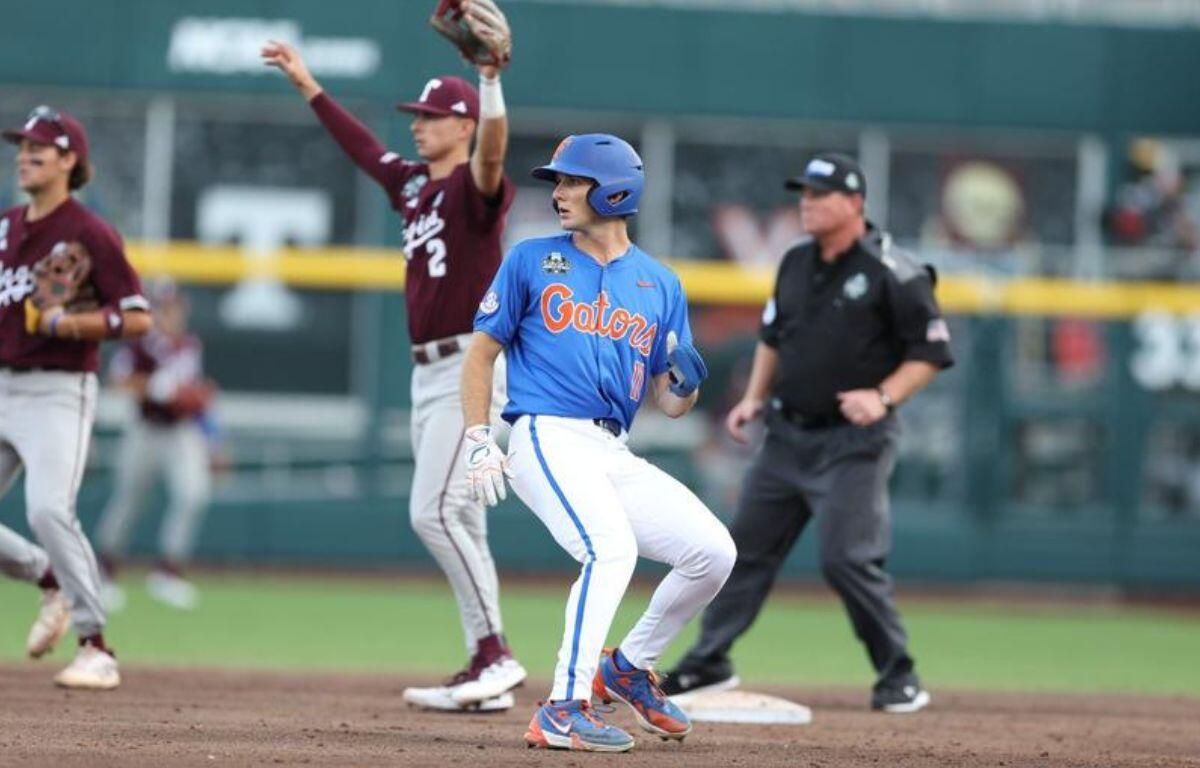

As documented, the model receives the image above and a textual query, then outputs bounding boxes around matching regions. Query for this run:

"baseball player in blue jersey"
[460,134,737,752]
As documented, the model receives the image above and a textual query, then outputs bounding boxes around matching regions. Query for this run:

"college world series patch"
[541,251,570,274]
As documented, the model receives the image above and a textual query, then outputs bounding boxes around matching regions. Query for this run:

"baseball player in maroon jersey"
[95,280,216,612]
[262,23,527,710]
[0,105,151,689]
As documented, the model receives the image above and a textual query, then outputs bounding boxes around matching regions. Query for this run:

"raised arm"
[470,65,508,199]
[262,40,396,188]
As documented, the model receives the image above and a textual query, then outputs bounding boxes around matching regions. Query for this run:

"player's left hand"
[431,0,512,70]
[463,424,511,507]
[837,388,889,427]
[24,299,63,336]
[666,331,708,398]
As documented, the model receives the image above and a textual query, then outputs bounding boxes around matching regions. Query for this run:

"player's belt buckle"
[411,337,463,365]
[593,418,622,438]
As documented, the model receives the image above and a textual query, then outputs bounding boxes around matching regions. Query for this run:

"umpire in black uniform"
[664,153,954,712]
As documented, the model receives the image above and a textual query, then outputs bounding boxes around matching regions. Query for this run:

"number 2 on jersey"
[426,238,447,278]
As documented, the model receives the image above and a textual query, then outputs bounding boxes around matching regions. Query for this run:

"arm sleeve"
[309,92,409,191]
[888,269,955,369]
[83,224,148,313]
[650,276,692,377]
[473,245,527,346]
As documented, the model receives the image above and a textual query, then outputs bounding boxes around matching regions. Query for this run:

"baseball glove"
[430,0,512,69]
[24,241,93,335]
[169,380,216,418]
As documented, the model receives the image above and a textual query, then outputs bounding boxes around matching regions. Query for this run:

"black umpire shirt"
[760,224,955,419]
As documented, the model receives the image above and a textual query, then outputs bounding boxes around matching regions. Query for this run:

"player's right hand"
[725,397,765,444]
[463,424,511,507]
[261,41,322,100]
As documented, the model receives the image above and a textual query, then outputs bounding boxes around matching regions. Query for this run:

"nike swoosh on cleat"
[548,717,572,734]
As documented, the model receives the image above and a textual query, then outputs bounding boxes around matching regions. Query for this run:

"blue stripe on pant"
[530,416,596,700]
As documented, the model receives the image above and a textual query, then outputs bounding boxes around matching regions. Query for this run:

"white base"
[671,689,813,725]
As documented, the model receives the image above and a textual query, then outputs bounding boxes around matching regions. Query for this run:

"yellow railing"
[128,242,1200,318]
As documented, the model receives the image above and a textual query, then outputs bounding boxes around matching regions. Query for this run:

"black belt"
[411,337,463,365]
[593,418,622,437]
[776,406,848,430]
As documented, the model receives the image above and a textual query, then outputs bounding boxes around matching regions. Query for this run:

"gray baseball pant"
[96,419,212,564]
[0,370,106,636]
[678,411,917,688]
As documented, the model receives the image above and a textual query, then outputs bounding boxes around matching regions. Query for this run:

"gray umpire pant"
[679,408,917,689]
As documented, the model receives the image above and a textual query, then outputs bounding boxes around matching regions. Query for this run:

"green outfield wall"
[1,1,1198,135]
[1,255,1197,590]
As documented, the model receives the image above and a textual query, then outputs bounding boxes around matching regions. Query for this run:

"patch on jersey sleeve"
[380,152,400,164]
[479,290,500,315]
[541,251,570,274]
[926,318,951,343]
[762,298,777,325]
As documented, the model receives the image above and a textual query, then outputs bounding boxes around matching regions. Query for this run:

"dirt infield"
[2,665,1197,768]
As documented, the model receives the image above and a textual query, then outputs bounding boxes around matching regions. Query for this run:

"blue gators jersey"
[474,233,692,432]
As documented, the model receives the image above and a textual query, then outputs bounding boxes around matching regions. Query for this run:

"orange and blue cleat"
[524,699,635,752]
[593,647,692,740]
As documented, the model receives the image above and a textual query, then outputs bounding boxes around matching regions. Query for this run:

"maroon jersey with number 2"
[309,93,514,344]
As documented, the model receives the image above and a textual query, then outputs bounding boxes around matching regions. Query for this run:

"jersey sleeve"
[82,222,148,313]
[759,253,790,348]
[650,275,692,377]
[459,167,516,228]
[887,268,955,369]
[309,92,412,193]
[473,244,528,346]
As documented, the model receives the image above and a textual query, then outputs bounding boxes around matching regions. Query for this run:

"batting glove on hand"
[463,424,511,507]
[666,331,708,398]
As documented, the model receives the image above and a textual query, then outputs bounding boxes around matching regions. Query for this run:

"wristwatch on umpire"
[876,386,895,412]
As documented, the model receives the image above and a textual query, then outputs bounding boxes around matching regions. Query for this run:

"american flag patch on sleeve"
[927,318,951,343]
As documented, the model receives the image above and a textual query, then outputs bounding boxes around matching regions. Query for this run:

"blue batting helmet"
[531,134,644,217]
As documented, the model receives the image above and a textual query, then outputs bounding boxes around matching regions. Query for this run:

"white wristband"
[479,74,505,119]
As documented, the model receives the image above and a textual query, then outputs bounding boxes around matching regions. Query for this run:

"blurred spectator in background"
[95,280,221,611]
[1106,139,1200,277]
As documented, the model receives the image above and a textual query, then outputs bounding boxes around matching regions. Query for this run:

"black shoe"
[871,683,931,713]
[661,666,740,697]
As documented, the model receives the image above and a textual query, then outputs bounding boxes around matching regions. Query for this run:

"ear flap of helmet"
[589,184,637,217]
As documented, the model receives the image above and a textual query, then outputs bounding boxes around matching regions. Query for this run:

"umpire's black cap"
[785,153,867,198]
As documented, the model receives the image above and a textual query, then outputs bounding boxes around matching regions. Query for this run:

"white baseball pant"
[507,414,736,702]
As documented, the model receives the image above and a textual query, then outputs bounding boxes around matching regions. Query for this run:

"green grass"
[3,571,1197,696]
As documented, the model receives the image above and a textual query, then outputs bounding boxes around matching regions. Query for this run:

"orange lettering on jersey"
[540,284,656,356]
[541,283,574,332]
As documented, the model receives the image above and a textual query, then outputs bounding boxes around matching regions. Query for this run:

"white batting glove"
[463,424,511,507]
